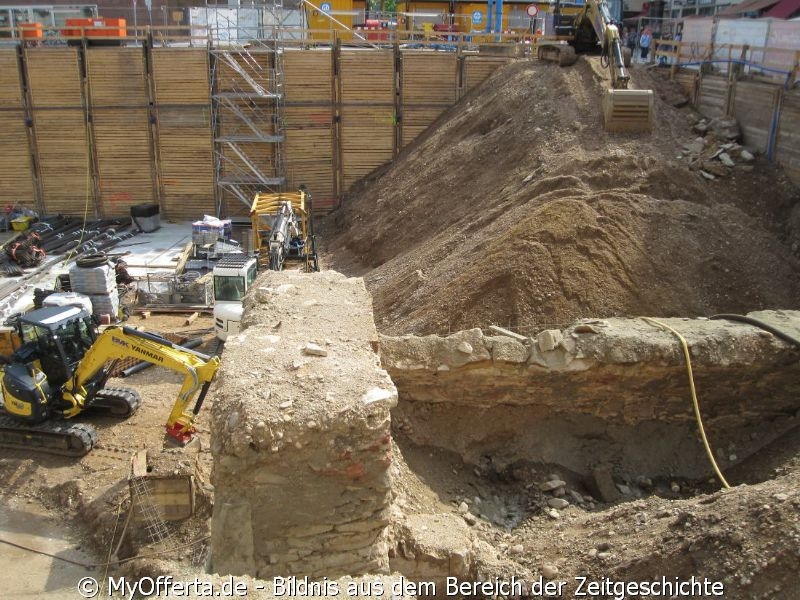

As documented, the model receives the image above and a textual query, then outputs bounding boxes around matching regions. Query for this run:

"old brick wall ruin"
[210,274,800,580]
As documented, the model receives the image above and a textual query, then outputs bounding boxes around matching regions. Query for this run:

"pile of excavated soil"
[324,58,800,335]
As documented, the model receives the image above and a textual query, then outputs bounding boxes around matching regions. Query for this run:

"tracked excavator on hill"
[0,305,220,456]
[537,0,653,132]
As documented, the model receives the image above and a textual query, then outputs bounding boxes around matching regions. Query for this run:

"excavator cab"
[2,306,99,423]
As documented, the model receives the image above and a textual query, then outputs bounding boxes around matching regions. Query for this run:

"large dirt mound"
[325,58,800,335]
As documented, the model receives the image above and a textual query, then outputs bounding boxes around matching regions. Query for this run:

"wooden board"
[400,106,448,149]
[339,51,394,105]
[26,48,83,109]
[0,49,36,206]
[339,51,395,191]
[462,56,510,94]
[284,106,335,207]
[151,48,210,105]
[26,48,92,215]
[340,106,394,190]
[283,49,333,101]
[400,52,457,148]
[732,81,778,154]
[697,75,729,119]
[776,89,800,186]
[152,50,214,218]
[87,48,154,216]
[0,49,23,106]
[401,52,457,104]
[0,111,37,206]
[156,107,215,219]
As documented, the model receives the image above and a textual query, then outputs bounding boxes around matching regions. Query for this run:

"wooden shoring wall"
[731,81,780,155]
[0,49,36,210]
[678,66,800,186]
[338,51,395,191]
[400,52,458,149]
[696,75,729,119]
[151,48,215,219]
[283,50,336,211]
[775,90,800,184]
[462,56,511,95]
[25,47,92,216]
[87,48,154,217]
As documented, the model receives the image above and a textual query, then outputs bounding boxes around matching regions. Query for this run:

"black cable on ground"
[710,314,800,348]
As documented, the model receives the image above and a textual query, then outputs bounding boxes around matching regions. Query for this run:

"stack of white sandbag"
[69,261,119,320]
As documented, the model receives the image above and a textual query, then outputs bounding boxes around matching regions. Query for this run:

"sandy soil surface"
[322,58,800,336]
[1,57,799,599]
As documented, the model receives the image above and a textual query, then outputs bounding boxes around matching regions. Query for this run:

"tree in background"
[369,0,398,14]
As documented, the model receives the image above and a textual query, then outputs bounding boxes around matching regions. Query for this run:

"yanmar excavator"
[537,0,653,132]
[0,305,220,456]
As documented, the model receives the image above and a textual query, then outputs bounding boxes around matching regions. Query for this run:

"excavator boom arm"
[63,326,220,443]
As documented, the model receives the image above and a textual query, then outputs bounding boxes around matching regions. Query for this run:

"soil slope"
[325,58,800,335]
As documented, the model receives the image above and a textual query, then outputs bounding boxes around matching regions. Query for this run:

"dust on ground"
[1,58,799,599]
[322,58,800,336]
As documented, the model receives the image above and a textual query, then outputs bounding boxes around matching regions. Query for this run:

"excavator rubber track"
[0,416,98,457]
[89,387,141,418]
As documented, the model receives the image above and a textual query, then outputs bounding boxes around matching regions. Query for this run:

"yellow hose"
[640,317,731,489]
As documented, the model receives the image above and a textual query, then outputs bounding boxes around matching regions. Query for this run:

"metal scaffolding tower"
[209,3,288,214]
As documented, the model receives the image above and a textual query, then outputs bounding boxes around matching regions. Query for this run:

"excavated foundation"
[210,271,397,579]
[381,312,800,481]
[210,274,799,581]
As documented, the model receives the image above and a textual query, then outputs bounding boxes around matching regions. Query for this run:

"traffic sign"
[526,4,539,17]
[320,2,332,13]
[471,10,483,25]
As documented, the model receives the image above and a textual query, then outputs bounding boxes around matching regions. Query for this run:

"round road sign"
[320,2,332,13]
[471,10,483,25]
[526,3,539,17]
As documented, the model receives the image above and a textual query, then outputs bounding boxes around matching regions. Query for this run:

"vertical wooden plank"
[26,47,92,216]
[151,48,214,219]
[0,49,36,209]
[283,49,336,211]
[400,51,458,148]
[339,50,395,191]
[87,47,154,217]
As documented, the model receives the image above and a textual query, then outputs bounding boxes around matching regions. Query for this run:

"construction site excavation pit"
[208,266,800,597]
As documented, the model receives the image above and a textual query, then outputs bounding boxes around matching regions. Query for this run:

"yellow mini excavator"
[0,305,220,456]
[537,0,654,132]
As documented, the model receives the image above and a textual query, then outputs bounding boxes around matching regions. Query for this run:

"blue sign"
[320,2,332,13]
[471,10,483,25]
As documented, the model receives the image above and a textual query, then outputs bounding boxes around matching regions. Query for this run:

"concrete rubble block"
[211,270,395,579]
[379,328,491,371]
[537,329,564,352]
[391,514,475,597]
[709,116,742,141]
[587,465,621,503]
[488,336,529,364]
[718,152,735,168]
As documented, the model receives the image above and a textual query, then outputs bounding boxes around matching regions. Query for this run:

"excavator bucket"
[602,89,654,133]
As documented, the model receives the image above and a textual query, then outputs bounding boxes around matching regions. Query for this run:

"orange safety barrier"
[19,22,44,40]
[62,17,127,38]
